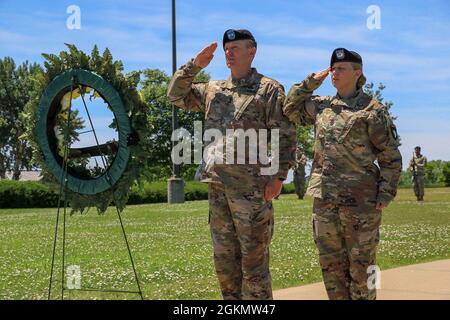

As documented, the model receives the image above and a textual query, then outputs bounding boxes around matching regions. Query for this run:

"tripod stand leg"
[48,76,74,300]
[115,206,144,300]
[79,85,144,300]
[48,207,61,300]
[61,199,68,300]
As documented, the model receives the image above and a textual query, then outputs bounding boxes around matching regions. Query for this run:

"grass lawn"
[0,187,449,300]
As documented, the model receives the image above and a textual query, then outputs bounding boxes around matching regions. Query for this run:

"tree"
[296,125,314,159]
[442,162,450,187]
[0,57,43,179]
[424,160,439,184]
[398,170,412,187]
[363,82,394,112]
[139,68,210,181]
[425,160,449,186]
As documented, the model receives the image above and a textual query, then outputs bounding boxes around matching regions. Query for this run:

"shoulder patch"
[390,125,399,140]
[374,104,400,143]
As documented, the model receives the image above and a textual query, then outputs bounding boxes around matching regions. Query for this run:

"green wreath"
[25,44,151,214]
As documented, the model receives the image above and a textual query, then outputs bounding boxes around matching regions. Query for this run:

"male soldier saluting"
[283,48,402,300]
[167,29,296,300]
[408,146,428,201]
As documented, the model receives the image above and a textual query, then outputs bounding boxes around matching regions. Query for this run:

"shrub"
[0,179,296,209]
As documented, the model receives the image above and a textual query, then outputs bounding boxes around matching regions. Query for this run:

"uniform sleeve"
[167,59,208,112]
[266,84,297,180]
[300,154,308,166]
[408,158,414,172]
[283,74,324,125]
[418,157,427,168]
[368,107,403,205]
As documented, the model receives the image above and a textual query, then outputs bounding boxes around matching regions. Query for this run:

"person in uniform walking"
[283,48,402,300]
[408,146,427,201]
[167,29,296,300]
[293,145,308,200]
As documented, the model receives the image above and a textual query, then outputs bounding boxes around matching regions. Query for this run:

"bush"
[0,180,59,208]
[281,182,295,194]
[0,180,210,208]
[127,180,210,204]
[398,170,412,188]
[0,179,297,209]
[443,162,450,187]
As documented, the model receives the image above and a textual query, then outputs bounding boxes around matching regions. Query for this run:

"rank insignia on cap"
[223,29,257,48]
[226,29,235,40]
[330,48,362,67]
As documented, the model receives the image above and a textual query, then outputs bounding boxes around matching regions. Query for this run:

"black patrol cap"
[330,48,362,67]
[223,29,257,48]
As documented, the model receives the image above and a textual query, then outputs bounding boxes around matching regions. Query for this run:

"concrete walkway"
[274,259,450,300]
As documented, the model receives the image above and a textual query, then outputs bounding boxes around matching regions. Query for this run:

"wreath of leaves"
[25,44,151,214]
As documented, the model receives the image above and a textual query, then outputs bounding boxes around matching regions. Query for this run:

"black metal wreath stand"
[47,75,143,300]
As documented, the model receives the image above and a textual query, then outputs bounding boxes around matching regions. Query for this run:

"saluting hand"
[193,42,218,69]
[313,67,331,83]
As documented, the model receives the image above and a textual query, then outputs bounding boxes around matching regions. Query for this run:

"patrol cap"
[223,29,257,48]
[330,48,362,67]
[415,146,421,150]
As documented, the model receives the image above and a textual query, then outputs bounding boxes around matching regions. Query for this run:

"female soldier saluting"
[283,48,402,300]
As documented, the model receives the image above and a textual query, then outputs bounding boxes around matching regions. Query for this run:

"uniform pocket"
[338,117,359,143]
[251,201,274,226]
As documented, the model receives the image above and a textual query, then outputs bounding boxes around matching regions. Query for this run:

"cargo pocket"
[251,201,273,226]
[250,201,274,246]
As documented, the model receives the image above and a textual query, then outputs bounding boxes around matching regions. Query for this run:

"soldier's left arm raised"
[368,105,403,207]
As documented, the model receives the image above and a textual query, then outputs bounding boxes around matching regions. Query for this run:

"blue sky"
[1,0,450,170]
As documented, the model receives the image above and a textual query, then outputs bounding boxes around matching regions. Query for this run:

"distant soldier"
[293,146,307,199]
[167,29,296,300]
[283,48,402,300]
[408,146,427,201]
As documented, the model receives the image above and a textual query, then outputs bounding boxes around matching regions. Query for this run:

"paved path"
[273,259,450,300]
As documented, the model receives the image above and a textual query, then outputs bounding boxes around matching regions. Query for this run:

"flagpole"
[168,0,184,203]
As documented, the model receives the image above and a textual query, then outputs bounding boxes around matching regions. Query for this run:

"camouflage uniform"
[167,60,296,299]
[293,148,307,199]
[408,154,427,200]
[283,74,402,300]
